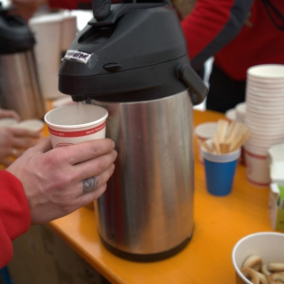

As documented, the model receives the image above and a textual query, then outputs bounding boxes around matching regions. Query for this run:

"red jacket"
[182,0,284,81]
[0,171,31,268]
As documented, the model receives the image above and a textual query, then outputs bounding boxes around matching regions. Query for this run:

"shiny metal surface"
[0,50,45,120]
[94,90,194,255]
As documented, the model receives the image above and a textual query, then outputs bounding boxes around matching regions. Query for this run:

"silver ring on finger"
[82,176,99,194]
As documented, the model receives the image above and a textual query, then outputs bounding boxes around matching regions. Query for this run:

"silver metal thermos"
[0,6,45,120]
[58,0,208,261]
[93,90,194,260]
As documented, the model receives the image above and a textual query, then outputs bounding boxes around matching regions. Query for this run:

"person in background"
[180,0,284,113]
[0,108,40,167]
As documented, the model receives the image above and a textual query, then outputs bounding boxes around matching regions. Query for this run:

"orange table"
[47,109,273,283]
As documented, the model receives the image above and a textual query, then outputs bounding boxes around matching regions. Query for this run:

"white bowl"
[232,232,284,284]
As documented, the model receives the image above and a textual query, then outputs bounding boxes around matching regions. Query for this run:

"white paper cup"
[243,147,270,187]
[15,119,45,132]
[243,143,268,156]
[194,122,218,162]
[0,118,18,127]
[44,104,108,148]
[232,232,284,284]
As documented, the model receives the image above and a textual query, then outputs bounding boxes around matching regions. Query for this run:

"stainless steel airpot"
[58,0,208,261]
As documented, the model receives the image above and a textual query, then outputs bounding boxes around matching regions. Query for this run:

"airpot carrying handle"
[178,63,208,105]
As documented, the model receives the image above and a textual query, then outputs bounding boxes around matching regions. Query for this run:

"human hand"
[0,108,21,121]
[6,137,117,224]
[0,127,41,167]
[10,0,47,21]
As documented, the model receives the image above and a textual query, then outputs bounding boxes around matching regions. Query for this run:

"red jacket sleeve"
[181,0,254,70]
[0,170,31,268]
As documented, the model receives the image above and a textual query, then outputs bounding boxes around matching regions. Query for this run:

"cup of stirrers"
[199,119,250,154]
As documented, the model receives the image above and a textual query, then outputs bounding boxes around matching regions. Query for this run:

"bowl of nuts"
[232,232,284,284]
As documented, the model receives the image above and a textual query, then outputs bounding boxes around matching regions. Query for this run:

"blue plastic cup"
[201,140,241,196]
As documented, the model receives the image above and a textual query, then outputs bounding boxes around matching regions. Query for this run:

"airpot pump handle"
[177,63,208,105]
[92,0,111,20]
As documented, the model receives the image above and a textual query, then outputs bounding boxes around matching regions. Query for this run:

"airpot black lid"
[59,1,208,104]
[0,4,35,54]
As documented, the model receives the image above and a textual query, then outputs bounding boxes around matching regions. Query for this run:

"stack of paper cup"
[244,64,284,187]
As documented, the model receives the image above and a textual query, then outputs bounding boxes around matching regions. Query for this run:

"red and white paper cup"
[44,104,108,148]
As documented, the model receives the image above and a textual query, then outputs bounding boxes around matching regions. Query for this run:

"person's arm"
[0,171,31,268]
[0,137,116,268]
[181,0,254,70]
